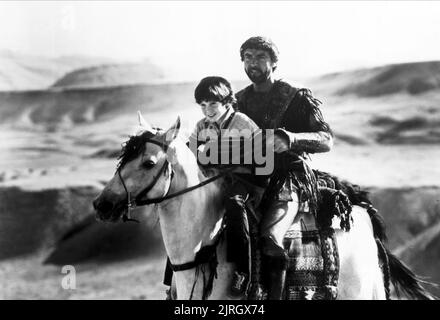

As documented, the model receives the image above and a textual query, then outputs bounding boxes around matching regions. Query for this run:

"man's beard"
[245,67,271,84]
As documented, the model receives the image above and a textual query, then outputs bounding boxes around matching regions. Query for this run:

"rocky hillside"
[0,83,195,129]
[311,61,440,97]
[0,186,164,263]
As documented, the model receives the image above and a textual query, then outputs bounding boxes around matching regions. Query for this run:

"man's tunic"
[236,80,333,213]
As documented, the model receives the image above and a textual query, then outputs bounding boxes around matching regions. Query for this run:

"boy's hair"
[194,76,237,106]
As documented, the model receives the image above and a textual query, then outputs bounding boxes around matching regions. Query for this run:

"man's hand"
[273,133,289,153]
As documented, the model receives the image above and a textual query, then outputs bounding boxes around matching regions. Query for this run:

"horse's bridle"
[117,139,172,222]
[117,138,232,222]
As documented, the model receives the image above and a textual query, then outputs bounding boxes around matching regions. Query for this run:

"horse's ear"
[137,111,155,134]
[164,117,181,142]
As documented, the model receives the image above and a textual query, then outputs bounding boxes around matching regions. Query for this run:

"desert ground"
[1,55,439,299]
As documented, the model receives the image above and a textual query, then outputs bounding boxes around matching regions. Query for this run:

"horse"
[93,113,434,300]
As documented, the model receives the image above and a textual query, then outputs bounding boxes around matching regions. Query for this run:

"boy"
[189,76,264,296]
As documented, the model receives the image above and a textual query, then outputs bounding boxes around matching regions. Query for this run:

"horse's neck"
[158,143,238,299]
[158,155,224,266]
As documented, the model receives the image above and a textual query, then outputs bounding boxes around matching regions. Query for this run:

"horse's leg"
[171,241,243,300]
[336,206,386,300]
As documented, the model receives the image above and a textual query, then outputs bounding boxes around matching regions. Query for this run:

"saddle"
[246,178,352,300]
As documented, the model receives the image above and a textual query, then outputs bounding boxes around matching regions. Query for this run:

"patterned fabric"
[283,228,339,300]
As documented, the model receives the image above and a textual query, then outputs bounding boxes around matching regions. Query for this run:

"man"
[236,36,334,299]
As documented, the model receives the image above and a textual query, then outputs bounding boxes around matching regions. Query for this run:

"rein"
[118,138,233,222]
[136,169,230,206]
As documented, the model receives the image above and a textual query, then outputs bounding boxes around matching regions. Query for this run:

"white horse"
[93,114,433,300]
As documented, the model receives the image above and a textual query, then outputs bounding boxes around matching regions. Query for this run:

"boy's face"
[199,101,228,123]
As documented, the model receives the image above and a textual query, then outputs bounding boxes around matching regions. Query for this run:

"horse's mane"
[116,129,165,170]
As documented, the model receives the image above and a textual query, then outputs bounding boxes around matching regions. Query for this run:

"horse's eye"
[142,160,156,169]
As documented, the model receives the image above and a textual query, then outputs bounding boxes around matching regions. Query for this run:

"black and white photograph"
[0,1,439,301]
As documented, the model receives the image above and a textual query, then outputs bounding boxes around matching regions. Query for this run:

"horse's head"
[93,113,181,222]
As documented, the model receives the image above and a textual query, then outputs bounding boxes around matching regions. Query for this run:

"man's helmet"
[239,36,279,63]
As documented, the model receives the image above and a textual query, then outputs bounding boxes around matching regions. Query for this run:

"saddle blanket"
[283,227,339,300]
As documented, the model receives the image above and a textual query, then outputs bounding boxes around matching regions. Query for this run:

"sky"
[1,1,440,81]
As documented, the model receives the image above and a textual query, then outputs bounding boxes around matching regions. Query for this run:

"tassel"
[202,250,219,300]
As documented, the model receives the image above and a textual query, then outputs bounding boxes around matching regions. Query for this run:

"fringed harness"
[165,229,226,300]
[116,133,232,299]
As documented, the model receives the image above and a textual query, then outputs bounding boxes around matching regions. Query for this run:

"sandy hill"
[302,62,440,147]
[0,50,114,91]
[311,61,440,97]
[51,61,165,89]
